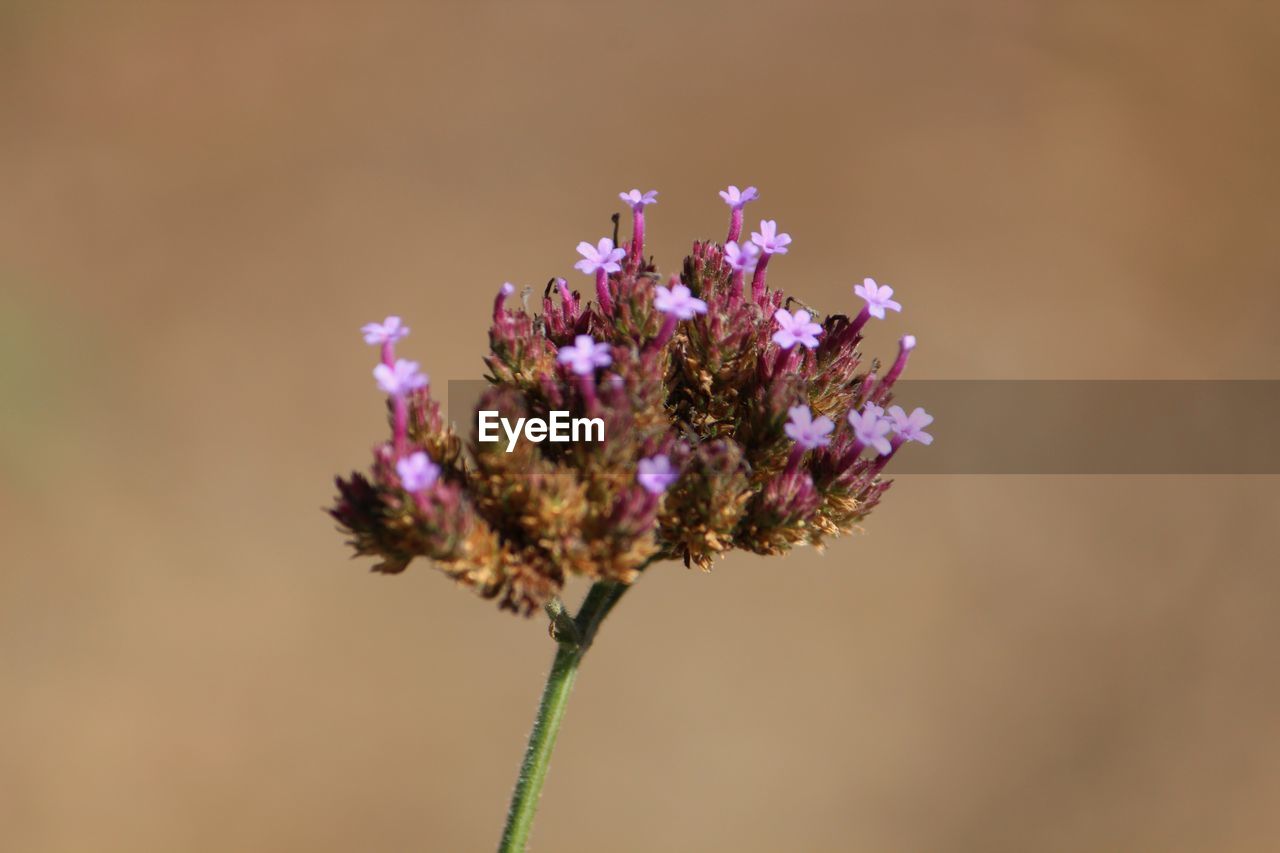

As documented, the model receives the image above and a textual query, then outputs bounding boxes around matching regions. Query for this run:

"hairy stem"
[497,579,629,852]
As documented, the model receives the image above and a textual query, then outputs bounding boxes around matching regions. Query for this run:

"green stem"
[497,580,629,852]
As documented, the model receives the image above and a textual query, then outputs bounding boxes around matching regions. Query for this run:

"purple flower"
[654,283,708,320]
[637,454,678,495]
[722,189,761,243]
[396,451,440,492]
[848,406,893,456]
[772,308,823,350]
[362,316,410,346]
[750,220,792,255]
[574,238,627,276]
[784,405,835,450]
[723,240,760,273]
[854,278,902,320]
[620,189,658,209]
[886,405,934,445]
[718,185,759,208]
[556,334,613,376]
[373,359,428,396]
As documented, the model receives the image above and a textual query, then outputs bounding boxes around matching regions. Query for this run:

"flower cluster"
[330,187,932,614]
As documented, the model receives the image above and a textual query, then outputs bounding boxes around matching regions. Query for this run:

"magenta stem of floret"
[783,444,807,479]
[595,269,613,315]
[493,289,509,323]
[630,208,645,265]
[751,253,772,303]
[393,397,408,454]
[840,440,866,468]
[729,268,745,306]
[727,207,744,243]
[771,345,799,377]
[380,341,396,368]
[411,489,431,514]
[881,338,914,389]
[556,278,577,317]
[871,436,906,475]
[830,321,861,351]
[649,314,678,352]
[577,372,600,417]
[849,305,871,337]
[857,373,877,403]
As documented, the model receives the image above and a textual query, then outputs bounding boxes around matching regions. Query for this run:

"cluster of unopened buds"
[331,186,933,614]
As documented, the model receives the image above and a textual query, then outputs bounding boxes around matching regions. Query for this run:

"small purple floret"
[362,316,409,346]
[574,238,627,276]
[654,283,708,320]
[718,185,759,208]
[637,454,678,495]
[556,335,613,376]
[784,405,835,450]
[886,405,934,446]
[854,278,902,320]
[396,451,441,492]
[723,240,760,273]
[619,189,659,209]
[848,406,893,456]
[750,220,792,255]
[373,359,428,396]
[772,308,823,350]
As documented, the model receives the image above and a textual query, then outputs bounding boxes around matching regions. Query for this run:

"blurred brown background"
[2,2,1278,851]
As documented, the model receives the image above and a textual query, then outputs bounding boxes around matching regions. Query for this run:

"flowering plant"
[330,186,932,851]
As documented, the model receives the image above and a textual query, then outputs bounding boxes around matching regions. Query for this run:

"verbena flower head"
[751,220,792,255]
[854,277,902,319]
[362,316,410,346]
[784,405,835,449]
[331,187,932,615]
[556,334,613,376]
[848,406,893,456]
[574,238,626,276]
[620,189,658,209]
[396,451,441,492]
[719,185,759,208]
[723,240,760,273]
[637,454,679,494]
[374,359,428,396]
[654,283,708,320]
[772,308,823,350]
[887,405,934,445]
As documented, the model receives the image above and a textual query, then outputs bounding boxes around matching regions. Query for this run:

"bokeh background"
[3,2,1279,851]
